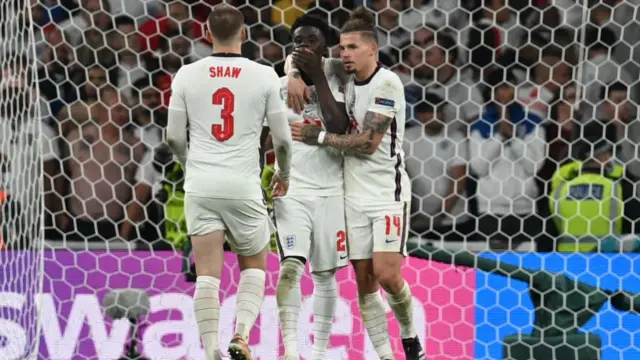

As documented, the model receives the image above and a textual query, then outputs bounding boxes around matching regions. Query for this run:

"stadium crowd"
[1,0,640,252]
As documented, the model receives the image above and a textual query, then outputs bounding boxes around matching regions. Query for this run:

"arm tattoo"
[324,112,393,155]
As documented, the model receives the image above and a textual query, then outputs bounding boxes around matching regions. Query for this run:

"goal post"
[0,1,45,360]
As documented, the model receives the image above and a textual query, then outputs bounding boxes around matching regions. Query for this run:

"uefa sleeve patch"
[375,97,395,107]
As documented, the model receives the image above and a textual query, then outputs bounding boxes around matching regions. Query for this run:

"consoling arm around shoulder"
[322,111,392,155]
[166,109,188,166]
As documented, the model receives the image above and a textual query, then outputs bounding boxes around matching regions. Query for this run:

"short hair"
[131,76,153,102]
[604,81,628,98]
[585,25,617,52]
[415,94,447,115]
[114,15,135,28]
[158,29,183,51]
[291,14,331,44]
[207,4,244,44]
[341,6,377,43]
[425,33,458,63]
[485,67,517,88]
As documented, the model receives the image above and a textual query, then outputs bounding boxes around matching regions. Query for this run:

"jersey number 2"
[211,88,235,142]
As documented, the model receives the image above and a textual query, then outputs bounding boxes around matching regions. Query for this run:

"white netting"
[0,1,44,359]
[0,0,639,359]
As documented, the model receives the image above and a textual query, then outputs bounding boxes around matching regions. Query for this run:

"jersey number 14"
[211,87,235,142]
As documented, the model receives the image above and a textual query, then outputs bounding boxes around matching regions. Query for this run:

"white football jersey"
[169,54,284,199]
[275,60,345,196]
[343,66,411,203]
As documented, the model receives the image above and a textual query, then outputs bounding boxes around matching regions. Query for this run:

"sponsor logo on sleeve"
[375,97,395,107]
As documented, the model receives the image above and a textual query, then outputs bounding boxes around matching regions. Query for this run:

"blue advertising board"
[475,253,640,360]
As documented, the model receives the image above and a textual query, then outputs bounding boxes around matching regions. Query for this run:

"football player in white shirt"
[270,15,348,360]
[287,7,424,360]
[166,5,292,360]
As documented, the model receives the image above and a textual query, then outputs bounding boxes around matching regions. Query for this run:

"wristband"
[317,131,326,144]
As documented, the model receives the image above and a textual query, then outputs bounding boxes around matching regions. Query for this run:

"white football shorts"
[184,194,275,257]
[273,195,348,272]
[345,199,409,260]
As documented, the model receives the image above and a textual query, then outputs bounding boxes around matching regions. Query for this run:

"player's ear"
[205,29,214,45]
[369,42,378,57]
[240,27,247,42]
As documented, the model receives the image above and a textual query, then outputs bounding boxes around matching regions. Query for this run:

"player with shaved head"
[287,7,425,360]
[167,4,292,360]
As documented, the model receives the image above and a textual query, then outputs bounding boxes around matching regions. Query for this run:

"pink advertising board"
[0,250,475,360]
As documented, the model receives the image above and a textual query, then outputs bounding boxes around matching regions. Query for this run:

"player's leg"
[222,199,274,360]
[307,195,348,360]
[185,195,225,360]
[372,202,424,360]
[346,200,394,359]
[273,196,314,360]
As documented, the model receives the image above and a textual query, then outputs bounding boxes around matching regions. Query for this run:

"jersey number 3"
[211,87,235,142]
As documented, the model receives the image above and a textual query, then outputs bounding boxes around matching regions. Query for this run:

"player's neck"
[211,45,242,56]
[355,61,379,82]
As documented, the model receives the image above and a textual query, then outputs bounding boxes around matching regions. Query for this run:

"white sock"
[359,291,393,358]
[311,271,338,360]
[235,268,266,339]
[386,281,417,339]
[194,276,221,360]
[276,258,304,357]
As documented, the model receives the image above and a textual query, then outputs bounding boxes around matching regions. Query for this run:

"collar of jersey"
[354,63,382,86]
[211,53,243,58]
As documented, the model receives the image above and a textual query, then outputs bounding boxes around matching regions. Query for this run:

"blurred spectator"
[1,54,59,244]
[550,120,640,252]
[59,86,144,242]
[404,95,473,241]
[371,0,409,66]
[469,69,546,249]
[538,83,578,193]
[401,0,467,31]
[60,0,114,46]
[516,46,570,120]
[599,82,640,180]
[38,25,82,117]
[580,25,636,122]
[106,0,162,18]
[138,0,208,57]
[109,15,148,92]
[423,33,484,125]
[467,0,517,78]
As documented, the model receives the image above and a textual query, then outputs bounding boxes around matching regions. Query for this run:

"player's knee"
[376,271,404,294]
[278,257,305,283]
[311,270,336,290]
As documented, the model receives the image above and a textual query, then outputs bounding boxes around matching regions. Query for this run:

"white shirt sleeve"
[168,69,187,113]
[366,76,404,118]
[265,69,286,116]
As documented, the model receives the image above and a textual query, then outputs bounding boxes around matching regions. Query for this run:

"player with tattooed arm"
[270,14,348,360]
[287,7,425,360]
[166,4,292,360]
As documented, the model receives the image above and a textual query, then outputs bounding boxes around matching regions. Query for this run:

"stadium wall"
[0,251,638,360]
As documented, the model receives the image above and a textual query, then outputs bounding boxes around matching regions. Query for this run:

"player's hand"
[270,171,289,197]
[292,48,323,79]
[287,73,311,115]
[290,122,322,145]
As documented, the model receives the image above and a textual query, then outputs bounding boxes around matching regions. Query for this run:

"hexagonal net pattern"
[0,0,639,359]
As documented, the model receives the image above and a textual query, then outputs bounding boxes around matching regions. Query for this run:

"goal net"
[2,0,640,359]
[0,0,44,360]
